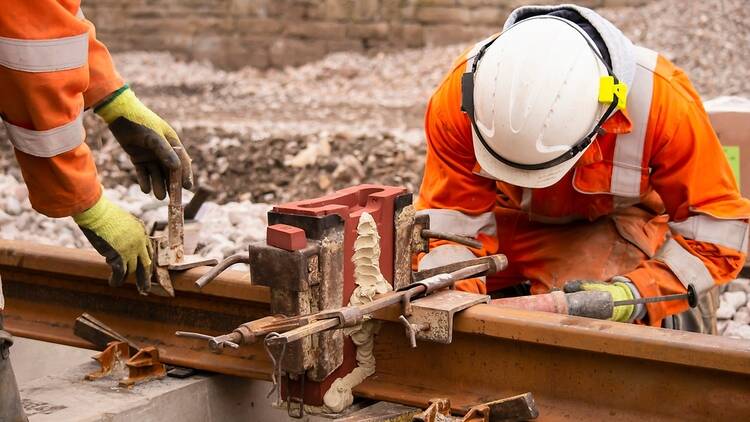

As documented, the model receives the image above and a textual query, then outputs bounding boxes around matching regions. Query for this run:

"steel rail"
[1,240,749,421]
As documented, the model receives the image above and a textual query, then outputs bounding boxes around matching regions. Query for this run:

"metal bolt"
[398,315,429,348]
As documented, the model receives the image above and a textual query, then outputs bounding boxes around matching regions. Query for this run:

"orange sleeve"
[81,16,124,108]
[417,61,497,218]
[0,1,101,217]
[625,60,750,325]
[414,54,499,293]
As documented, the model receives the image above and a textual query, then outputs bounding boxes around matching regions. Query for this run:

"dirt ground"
[2,0,748,205]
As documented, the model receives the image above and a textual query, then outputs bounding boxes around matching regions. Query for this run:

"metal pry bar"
[265,256,506,347]
[421,229,483,250]
[147,149,217,296]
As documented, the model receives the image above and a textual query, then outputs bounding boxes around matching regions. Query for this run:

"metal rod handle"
[194,253,250,288]
[421,229,483,250]
[614,284,697,308]
[265,261,493,346]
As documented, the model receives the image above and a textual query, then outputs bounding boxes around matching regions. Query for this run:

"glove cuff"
[73,193,112,228]
[94,84,132,122]
[612,276,646,322]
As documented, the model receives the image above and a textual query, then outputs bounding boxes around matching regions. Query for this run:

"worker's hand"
[563,279,636,322]
[73,195,152,288]
[95,85,193,200]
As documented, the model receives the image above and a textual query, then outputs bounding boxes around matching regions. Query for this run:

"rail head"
[374,301,750,375]
[0,240,269,304]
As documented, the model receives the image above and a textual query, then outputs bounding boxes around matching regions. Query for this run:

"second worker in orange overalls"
[416,5,750,333]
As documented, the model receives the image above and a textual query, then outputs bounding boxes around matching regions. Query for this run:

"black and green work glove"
[563,277,644,322]
[74,196,153,288]
[95,85,193,200]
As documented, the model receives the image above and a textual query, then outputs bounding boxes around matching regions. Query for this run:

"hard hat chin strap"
[461,16,621,171]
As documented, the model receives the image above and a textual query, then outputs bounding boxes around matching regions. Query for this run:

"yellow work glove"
[563,279,636,322]
[73,195,152,288]
[95,85,193,200]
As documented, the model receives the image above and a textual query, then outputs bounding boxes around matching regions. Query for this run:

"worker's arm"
[77,10,193,198]
[416,59,499,293]
[0,1,102,217]
[623,60,750,325]
[80,13,125,108]
[0,2,153,287]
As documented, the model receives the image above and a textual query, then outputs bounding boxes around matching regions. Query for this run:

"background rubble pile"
[717,280,750,339]
[0,0,749,337]
[0,174,270,264]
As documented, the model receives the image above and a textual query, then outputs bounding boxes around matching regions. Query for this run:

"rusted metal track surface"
[2,240,750,421]
[0,240,273,379]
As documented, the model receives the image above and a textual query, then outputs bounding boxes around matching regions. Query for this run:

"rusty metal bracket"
[119,346,167,388]
[462,393,539,422]
[413,393,538,422]
[404,290,489,344]
[74,313,139,354]
[413,398,451,422]
[85,341,130,381]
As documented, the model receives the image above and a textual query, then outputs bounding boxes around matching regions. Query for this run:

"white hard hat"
[463,16,624,188]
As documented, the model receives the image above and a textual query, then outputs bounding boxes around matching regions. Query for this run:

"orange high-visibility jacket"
[417,37,750,324]
[0,1,123,217]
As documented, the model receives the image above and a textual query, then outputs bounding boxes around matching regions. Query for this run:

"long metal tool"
[614,284,697,308]
[264,260,501,347]
[147,150,217,296]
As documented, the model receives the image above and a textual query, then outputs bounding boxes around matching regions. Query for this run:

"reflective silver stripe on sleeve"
[654,237,714,294]
[0,32,88,72]
[4,110,85,157]
[76,8,85,19]
[669,214,749,252]
[609,47,657,197]
[417,209,497,237]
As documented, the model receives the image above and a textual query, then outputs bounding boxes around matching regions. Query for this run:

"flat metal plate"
[409,289,489,344]
[168,255,219,271]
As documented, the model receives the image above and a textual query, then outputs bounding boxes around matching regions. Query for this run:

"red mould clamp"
[266,184,409,409]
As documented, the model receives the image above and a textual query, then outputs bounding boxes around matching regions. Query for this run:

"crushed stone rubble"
[0,173,269,269]
[717,280,750,339]
[0,0,749,338]
[600,0,750,99]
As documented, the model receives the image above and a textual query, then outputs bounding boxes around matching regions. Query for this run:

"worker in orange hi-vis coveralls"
[416,5,750,334]
[0,2,193,420]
